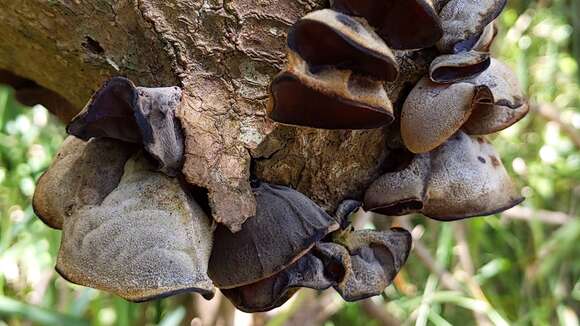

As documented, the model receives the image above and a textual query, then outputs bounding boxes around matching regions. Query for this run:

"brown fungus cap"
[288,9,398,81]
[403,58,526,152]
[56,154,214,302]
[221,249,336,313]
[437,0,506,53]
[67,77,184,176]
[32,136,135,229]
[429,51,491,83]
[422,132,524,220]
[268,51,394,129]
[401,77,493,153]
[323,228,412,301]
[473,22,498,53]
[363,153,431,215]
[462,59,529,135]
[330,0,443,50]
[208,182,339,289]
[429,23,497,84]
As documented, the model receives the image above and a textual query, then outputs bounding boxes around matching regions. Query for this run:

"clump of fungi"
[33,0,527,312]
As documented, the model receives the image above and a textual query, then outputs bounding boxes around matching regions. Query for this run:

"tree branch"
[501,206,574,225]
[533,103,580,149]
[358,299,400,326]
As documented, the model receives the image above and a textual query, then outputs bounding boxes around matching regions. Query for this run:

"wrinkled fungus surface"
[33,0,526,312]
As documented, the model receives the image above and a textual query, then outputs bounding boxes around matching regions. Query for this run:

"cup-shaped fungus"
[401,77,493,153]
[208,182,340,311]
[33,136,135,229]
[56,154,214,301]
[429,51,491,83]
[429,23,497,83]
[422,132,523,220]
[462,59,529,135]
[364,133,523,220]
[330,0,443,50]
[320,228,412,301]
[402,58,527,153]
[209,182,339,289]
[437,0,506,53]
[67,77,184,176]
[472,22,498,53]
[268,51,394,129]
[288,9,398,81]
[220,247,336,312]
[363,153,431,215]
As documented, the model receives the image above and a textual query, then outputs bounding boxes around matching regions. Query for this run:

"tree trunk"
[0,0,431,231]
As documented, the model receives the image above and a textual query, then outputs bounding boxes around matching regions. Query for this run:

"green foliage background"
[0,0,578,325]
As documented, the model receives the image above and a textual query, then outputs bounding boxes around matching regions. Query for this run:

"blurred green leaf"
[0,296,89,326]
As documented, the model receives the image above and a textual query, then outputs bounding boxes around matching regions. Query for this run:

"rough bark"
[0,0,431,231]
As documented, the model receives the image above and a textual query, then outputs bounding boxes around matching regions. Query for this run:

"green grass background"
[0,0,579,325]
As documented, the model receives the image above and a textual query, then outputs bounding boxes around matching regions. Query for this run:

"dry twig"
[533,103,580,149]
[501,206,574,225]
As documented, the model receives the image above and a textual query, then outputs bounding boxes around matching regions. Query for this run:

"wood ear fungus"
[462,59,529,135]
[402,59,527,153]
[268,51,394,130]
[437,0,506,53]
[56,154,214,301]
[430,51,491,83]
[401,77,493,153]
[321,228,412,301]
[364,132,524,220]
[33,136,135,229]
[429,23,497,83]
[67,77,184,176]
[422,132,524,220]
[363,153,431,215]
[288,9,399,81]
[330,0,443,50]
[208,182,339,289]
[220,249,336,313]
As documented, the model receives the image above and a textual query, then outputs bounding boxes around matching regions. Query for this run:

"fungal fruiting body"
[268,8,400,130]
[67,77,184,176]
[330,0,443,50]
[364,132,524,221]
[402,58,527,154]
[33,0,528,312]
[33,136,135,229]
[56,154,214,301]
[268,51,394,129]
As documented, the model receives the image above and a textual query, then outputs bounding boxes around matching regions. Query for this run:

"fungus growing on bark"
[437,0,506,53]
[56,154,214,302]
[268,51,394,129]
[67,77,184,176]
[429,23,497,83]
[28,0,528,312]
[220,248,336,312]
[462,59,529,135]
[208,182,341,312]
[321,228,412,301]
[216,206,412,312]
[363,153,431,215]
[429,51,491,83]
[422,132,523,220]
[401,77,493,153]
[208,182,339,289]
[288,9,398,81]
[402,58,527,153]
[330,0,443,50]
[33,136,135,229]
[364,132,523,220]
